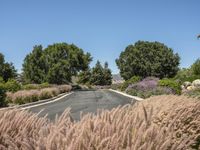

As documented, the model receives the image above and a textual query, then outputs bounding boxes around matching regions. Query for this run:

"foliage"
[126,77,174,98]
[90,61,104,85]
[6,85,72,105]
[159,78,181,94]
[0,84,7,107]
[116,41,180,80]
[0,95,199,149]
[4,79,21,92]
[77,69,91,84]
[23,43,92,84]
[102,62,112,85]
[22,83,51,90]
[174,68,200,84]
[0,53,17,82]
[191,58,200,75]
[120,76,141,91]
[47,60,71,84]
[90,61,112,86]
[127,86,173,98]
[22,45,46,84]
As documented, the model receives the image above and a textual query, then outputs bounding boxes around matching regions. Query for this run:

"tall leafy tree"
[191,58,200,75]
[78,69,91,84]
[90,61,104,85]
[116,41,180,80]
[90,61,112,86]
[23,45,47,84]
[102,62,112,85]
[0,53,17,82]
[22,43,92,84]
[47,60,71,84]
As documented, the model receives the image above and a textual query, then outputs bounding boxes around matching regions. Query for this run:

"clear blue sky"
[1,0,199,74]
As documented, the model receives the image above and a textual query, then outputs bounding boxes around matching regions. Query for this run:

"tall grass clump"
[6,85,72,104]
[0,95,199,149]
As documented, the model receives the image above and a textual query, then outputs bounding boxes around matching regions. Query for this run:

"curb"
[109,89,144,101]
[0,92,74,111]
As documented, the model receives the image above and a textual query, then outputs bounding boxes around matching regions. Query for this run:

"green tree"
[22,43,92,84]
[47,60,71,84]
[90,61,104,85]
[0,53,17,82]
[116,41,180,80]
[191,58,200,75]
[102,62,112,85]
[90,61,112,86]
[23,45,46,84]
[78,69,91,84]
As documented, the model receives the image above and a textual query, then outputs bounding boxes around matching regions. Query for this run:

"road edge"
[0,92,74,111]
[21,92,74,110]
[109,89,144,101]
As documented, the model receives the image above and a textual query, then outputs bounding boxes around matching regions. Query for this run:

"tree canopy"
[23,43,92,84]
[0,53,17,82]
[78,61,112,86]
[116,41,180,80]
[191,58,200,75]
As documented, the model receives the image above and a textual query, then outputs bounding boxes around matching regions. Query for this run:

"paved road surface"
[28,90,136,121]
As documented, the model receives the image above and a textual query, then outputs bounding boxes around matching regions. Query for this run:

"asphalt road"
[28,90,136,121]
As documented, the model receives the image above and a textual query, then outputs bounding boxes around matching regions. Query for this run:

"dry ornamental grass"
[6,85,72,104]
[0,95,199,150]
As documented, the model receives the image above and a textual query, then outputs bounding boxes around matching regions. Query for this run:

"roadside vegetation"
[113,40,200,99]
[6,85,71,105]
[0,95,199,149]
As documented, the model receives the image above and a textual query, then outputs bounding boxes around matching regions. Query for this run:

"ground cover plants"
[124,77,180,98]
[0,95,199,149]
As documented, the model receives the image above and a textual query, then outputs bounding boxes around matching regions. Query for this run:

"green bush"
[191,58,200,75]
[39,82,50,89]
[159,79,181,94]
[174,68,200,84]
[22,84,39,90]
[120,76,141,91]
[4,79,21,92]
[0,84,7,107]
[22,83,51,90]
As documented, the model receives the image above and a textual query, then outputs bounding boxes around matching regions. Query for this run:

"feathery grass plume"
[0,95,199,149]
[6,85,72,104]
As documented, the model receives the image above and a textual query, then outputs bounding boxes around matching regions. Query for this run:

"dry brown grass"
[0,95,200,150]
[6,85,72,104]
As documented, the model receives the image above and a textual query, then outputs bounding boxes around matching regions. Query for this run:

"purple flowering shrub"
[126,77,174,98]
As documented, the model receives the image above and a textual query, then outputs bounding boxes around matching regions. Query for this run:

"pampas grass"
[6,85,72,104]
[0,95,199,149]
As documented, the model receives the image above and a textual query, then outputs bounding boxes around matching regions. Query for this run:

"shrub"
[4,79,21,92]
[39,82,50,89]
[22,84,40,90]
[159,78,181,94]
[0,84,7,107]
[191,58,200,75]
[174,68,200,84]
[120,76,141,91]
[0,95,199,149]
[126,77,174,98]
